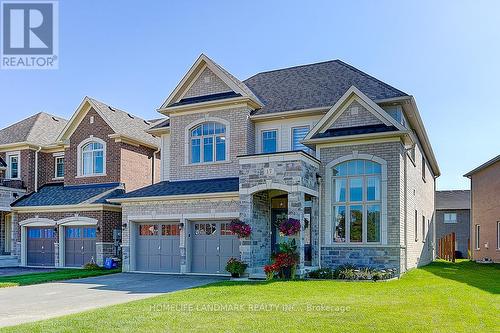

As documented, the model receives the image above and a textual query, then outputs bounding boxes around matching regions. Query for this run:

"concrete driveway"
[0,273,224,328]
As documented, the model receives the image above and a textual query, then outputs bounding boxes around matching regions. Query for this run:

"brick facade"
[183,67,231,98]
[330,100,383,129]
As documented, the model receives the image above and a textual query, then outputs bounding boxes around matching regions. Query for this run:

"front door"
[65,226,97,267]
[27,227,56,266]
[191,221,239,274]
[271,209,288,254]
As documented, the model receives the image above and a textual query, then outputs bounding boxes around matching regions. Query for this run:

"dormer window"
[77,137,106,177]
[190,122,226,163]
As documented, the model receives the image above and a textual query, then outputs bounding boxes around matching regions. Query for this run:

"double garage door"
[136,221,239,274]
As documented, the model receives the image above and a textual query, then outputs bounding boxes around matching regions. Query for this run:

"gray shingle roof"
[0,157,6,168]
[88,97,160,147]
[149,118,170,130]
[243,60,407,115]
[436,190,471,210]
[12,182,124,207]
[0,112,67,146]
[113,177,239,200]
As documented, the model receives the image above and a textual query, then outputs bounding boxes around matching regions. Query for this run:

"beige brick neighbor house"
[111,54,440,277]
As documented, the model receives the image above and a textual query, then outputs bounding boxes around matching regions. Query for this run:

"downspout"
[317,175,323,268]
[151,148,160,184]
[34,146,42,192]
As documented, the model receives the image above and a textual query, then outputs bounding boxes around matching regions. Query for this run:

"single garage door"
[65,226,97,267]
[136,223,181,272]
[192,222,240,274]
[27,227,56,266]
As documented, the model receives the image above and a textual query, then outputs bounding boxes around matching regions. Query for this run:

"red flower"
[278,218,301,236]
[229,219,252,238]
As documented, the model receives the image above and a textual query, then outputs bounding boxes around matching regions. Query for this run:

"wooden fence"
[438,232,456,262]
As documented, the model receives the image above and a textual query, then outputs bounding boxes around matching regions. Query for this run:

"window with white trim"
[55,156,64,178]
[475,224,480,250]
[190,122,226,163]
[262,130,277,153]
[332,159,382,243]
[422,215,426,242]
[7,153,20,179]
[444,212,457,224]
[81,142,104,176]
[291,126,312,154]
[414,210,418,242]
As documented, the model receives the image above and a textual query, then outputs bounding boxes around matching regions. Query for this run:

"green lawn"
[0,269,120,288]
[2,260,499,332]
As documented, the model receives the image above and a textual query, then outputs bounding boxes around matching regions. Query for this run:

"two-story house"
[112,54,440,277]
[435,190,471,258]
[0,113,66,266]
[9,97,160,267]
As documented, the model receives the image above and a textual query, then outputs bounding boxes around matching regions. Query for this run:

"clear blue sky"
[1,0,498,190]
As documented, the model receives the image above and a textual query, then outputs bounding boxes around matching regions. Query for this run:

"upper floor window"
[292,126,313,154]
[332,159,382,243]
[81,141,104,176]
[262,130,277,153]
[384,105,407,127]
[190,122,226,163]
[444,213,457,224]
[7,153,20,179]
[422,156,426,180]
[475,224,480,250]
[55,156,64,179]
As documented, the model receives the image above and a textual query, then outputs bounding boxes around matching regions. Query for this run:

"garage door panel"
[65,226,96,268]
[136,223,180,273]
[27,227,56,266]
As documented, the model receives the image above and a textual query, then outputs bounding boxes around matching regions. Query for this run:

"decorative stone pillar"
[288,191,305,273]
[239,194,253,270]
[121,219,130,272]
[311,196,320,267]
[54,242,60,267]
[95,242,114,266]
[179,218,188,273]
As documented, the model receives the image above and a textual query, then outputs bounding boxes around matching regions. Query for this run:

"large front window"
[82,142,104,175]
[190,122,226,163]
[332,159,381,243]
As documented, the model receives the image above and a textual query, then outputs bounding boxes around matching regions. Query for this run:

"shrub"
[225,258,247,276]
[308,265,396,281]
[83,262,102,270]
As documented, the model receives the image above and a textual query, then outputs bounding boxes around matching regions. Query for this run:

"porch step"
[0,255,19,268]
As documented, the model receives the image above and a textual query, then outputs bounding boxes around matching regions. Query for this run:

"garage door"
[192,222,240,274]
[27,227,56,266]
[136,223,181,272]
[65,226,97,267]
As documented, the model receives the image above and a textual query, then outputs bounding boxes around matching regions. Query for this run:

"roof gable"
[305,86,406,141]
[159,54,262,110]
[57,97,159,148]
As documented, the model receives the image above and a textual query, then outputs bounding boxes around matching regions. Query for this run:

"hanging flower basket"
[229,219,252,238]
[278,218,301,236]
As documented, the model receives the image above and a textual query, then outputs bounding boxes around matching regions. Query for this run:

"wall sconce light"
[97,226,101,233]
[53,227,58,233]
[179,222,184,230]
[122,223,127,230]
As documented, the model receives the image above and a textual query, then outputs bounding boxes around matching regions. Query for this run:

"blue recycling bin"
[104,257,114,269]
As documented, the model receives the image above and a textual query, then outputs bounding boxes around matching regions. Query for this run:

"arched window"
[190,122,226,163]
[81,141,104,175]
[332,159,381,243]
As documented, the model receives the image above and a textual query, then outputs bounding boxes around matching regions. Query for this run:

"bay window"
[332,159,382,243]
[190,122,226,163]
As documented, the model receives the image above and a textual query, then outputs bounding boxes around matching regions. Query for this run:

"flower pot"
[231,272,240,278]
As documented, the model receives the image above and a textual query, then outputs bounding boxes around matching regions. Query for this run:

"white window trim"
[54,156,65,179]
[475,224,480,250]
[290,125,311,153]
[184,117,230,165]
[443,212,457,224]
[324,153,388,245]
[6,151,21,180]
[261,128,279,154]
[76,136,107,178]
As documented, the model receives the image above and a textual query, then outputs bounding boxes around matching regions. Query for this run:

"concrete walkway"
[0,273,223,328]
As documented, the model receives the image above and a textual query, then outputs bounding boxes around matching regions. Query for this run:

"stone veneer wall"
[318,141,404,272]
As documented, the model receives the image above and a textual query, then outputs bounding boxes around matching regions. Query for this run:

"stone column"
[311,196,320,267]
[179,218,188,273]
[239,194,253,270]
[288,191,305,273]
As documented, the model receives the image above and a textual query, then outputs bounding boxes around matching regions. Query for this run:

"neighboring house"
[0,113,66,264]
[435,190,470,258]
[112,54,440,277]
[464,155,500,263]
[8,97,160,267]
